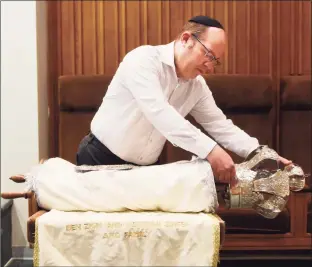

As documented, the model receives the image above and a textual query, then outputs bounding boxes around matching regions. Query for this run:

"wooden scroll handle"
[1,191,32,199]
[10,175,26,183]
[8,159,45,184]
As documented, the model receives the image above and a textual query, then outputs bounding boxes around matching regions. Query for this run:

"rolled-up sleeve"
[189,78,260,158]
[119,52,217,159]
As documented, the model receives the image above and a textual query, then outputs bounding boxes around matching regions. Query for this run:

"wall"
[54,0,311,76]
[37,1,49,161]
[1,1,49,247]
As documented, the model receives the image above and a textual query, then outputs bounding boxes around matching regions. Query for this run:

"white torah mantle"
[25,157,218,213]
[34,210,221,267]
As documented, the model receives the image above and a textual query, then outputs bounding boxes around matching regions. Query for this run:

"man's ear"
[180,32,193,47]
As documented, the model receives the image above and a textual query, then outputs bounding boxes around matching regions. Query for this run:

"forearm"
[190,85,260,158]
[204,120,260,158]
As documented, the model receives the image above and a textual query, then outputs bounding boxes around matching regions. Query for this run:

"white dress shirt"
[91,41,259,165]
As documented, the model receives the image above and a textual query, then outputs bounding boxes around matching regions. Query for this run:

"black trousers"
[76,133,160,166]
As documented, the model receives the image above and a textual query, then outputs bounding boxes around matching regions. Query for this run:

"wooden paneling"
[47,0,311,156]
[301,0,311,74]
[147,1,162,45]
[105,1,119,74]
[53,0,311,77]
[278,0,312,76]
[73,1,83,75]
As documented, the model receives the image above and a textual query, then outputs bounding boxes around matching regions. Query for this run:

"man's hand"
[278,156,292,166]
[207,145,237,186]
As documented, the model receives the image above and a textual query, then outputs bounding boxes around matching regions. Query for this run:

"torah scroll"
[25,157,218,213]
[24,146,307,218]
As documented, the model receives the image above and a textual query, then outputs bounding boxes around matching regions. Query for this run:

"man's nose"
[203,62,215,73]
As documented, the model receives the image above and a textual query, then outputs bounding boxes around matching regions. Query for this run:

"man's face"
[177,27,226,80]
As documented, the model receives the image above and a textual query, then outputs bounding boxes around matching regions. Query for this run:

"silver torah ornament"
[223,145,307,219]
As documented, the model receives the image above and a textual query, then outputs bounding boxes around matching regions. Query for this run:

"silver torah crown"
[224,145,307,219]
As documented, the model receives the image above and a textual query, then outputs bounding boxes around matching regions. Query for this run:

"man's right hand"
[207,145,237,186]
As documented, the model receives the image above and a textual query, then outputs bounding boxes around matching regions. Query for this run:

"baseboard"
[3,247,33,267]
[4,258,33,267]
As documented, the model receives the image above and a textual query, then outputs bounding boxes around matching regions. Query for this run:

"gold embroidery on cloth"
[34,212,221,266]
[33,220,39,267]
[208,213,221,267]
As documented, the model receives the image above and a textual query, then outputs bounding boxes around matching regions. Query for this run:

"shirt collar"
[159,41,176,68]
[159,41,190,84]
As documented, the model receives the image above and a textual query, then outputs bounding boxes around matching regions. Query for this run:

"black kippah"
[188,15,224,30]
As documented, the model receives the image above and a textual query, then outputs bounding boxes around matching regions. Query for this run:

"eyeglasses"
[191,33,221,67]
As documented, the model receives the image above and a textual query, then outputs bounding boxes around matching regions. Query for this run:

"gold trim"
[206,213,221,267]
[33,220,39,267]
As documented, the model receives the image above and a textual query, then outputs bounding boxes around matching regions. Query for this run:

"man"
[76,16,291,184]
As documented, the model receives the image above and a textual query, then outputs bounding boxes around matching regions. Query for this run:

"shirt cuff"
[195,132,217,159]
[244,141,261,159]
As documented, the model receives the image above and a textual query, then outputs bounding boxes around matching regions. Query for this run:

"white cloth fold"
[25,157,218,213]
